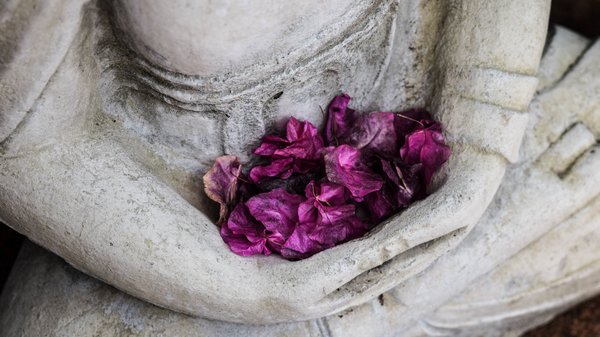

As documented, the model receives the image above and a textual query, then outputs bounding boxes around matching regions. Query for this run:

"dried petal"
[324,145,383,201]
[400,123,451,187]
[246,189,304,238]
[253,135,288,157]
[281,224,328,260]
[249,158,294,183]
[308,215,368,246]
[251,118,324,183]
[285,116,320,141]
[254,117,324,160]
[394,108,432,138]
[325,94,358,145]
[366,189,395,222]
[347,112,398,157]
[304,180,347,206]
[203,155,242,224]
[220,203,269,256]
[381,160,423,206]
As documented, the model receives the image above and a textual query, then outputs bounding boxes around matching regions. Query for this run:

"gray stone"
[0,0,550,323]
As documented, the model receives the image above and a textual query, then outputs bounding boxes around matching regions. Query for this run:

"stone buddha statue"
[0,0,599,336]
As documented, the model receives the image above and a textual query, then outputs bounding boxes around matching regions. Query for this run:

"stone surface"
[0,0,551,323]
[1,25,599,337]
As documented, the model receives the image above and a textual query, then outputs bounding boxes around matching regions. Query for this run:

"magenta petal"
[249,158,294,183]
[394,108,432,137]
[317,203,356,225]
[273,137,324,161]
[203,155,242,224]
[254,117,324,160]
[298,200,319,225]
[324,145,384,201]
[325,94,358,145]
[221,226,269,257]
[400,123,451,187]
[286,116,319,141]
[303,180,347,206]
[308,215,368,246]
[220,203,269,256]
[281,225,328,259]
[254,135,288,156]
[246,189,304,238]
[364,189,395,222]
[347,112,398,157]
[266,231,286,253]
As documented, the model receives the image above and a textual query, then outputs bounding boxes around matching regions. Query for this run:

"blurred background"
[0,0,599,335]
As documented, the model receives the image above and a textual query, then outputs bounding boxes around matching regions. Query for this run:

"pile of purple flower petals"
[204,94,451,260]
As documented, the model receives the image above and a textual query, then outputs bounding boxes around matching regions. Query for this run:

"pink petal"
[281,224,328,259]
[246,189,305,238]
[400,123,451,187]
[347,112,399,157]
[325,94,358,145]
[286,116,319,141]
[324,145,384,201]
[308,215,368,246]
[254,118,324,160]
[254,135,288,156]
[364,189,395,222]
[303,180,347,206]
[298,200,319,225]
[273,137,324,161]
[249,158,294,183]
[220,203,270,256]
[394,108,432,138]
[203,155,242,224]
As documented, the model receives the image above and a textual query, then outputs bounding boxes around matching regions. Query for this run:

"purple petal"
[324,145,384,201]
[273,137,324,161]
[246,189,305,238]
[281,224,329,259]
[325,94,358,145]
[364,189,396,222]
[298,200,319,225]
[220,203,270,256]
[394,108,432,138]
[254,135,288,157]
[317,203,356,225]
[249,158,294,183]
[254,118,324,160]
[308,215,368,246]
[400,123,451,187]
[380,159,422,206]
[286,116,319,141]
[203,155,242,224]
[303,180,347,206]
[347,112,399,157]
[265,231,286,254]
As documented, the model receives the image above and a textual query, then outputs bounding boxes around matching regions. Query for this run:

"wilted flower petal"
[254,117,324,160]
[394,108,432,138]
[347,112,398,157]
[246,189,304,238]
[308,215,368,246]
[324,145,383,201]
[251,117,324,183]
[249,158,295,183]
[400,123,451,187]
[203,155,242,224]
[364,189,395,222]
[220,203,270,256]
[281,224,328,260]
[325,94,358,145]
